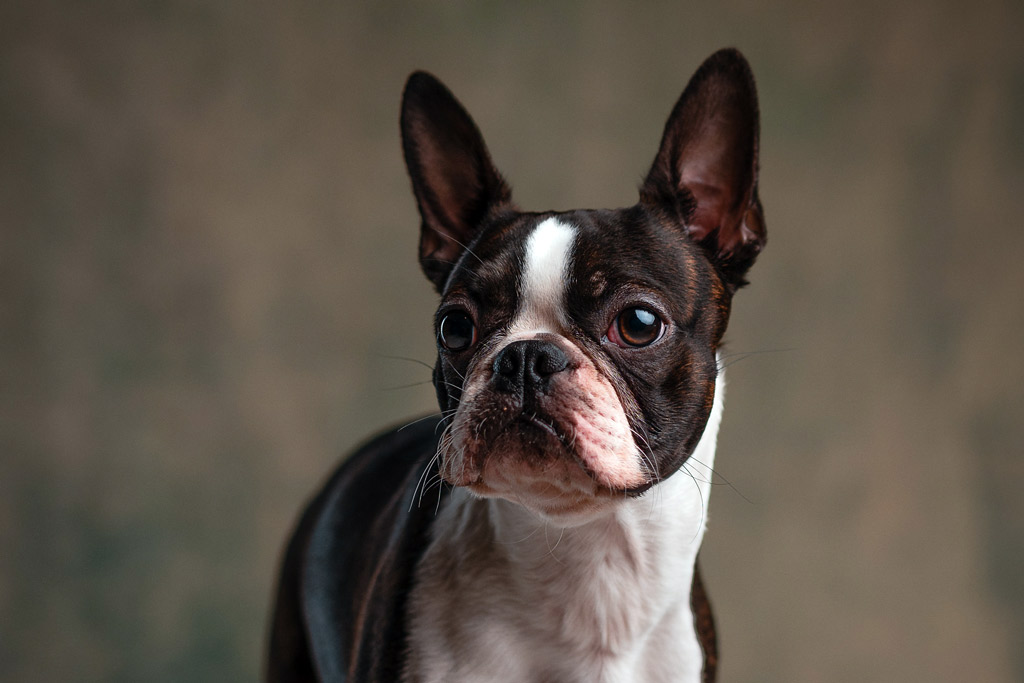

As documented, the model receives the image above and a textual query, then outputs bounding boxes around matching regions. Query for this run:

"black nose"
[492,340,570,395]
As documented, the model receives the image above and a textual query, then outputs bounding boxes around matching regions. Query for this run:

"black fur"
[267,418,447,682]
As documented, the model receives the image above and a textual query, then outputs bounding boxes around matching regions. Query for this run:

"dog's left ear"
[641,48,766,289]
[401,72,512,293]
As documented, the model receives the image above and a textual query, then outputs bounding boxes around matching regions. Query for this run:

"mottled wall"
[2,1,1022,681]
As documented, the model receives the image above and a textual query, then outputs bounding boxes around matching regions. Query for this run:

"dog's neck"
[405,375,724,683]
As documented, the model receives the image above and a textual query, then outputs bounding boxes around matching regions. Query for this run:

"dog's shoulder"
[267,416,447,683]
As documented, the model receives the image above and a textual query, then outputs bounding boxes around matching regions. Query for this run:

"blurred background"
[3,1,1023,681]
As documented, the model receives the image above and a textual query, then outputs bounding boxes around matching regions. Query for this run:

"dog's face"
[401,50,765,522]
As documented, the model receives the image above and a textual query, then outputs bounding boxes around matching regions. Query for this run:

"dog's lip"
[450,404,657,496]
[500,410,580,461]
[489,412,636,495]
[517,412,563,441]
[518,414,660,497]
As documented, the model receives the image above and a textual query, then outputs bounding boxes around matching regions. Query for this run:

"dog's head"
[401,49,765,523]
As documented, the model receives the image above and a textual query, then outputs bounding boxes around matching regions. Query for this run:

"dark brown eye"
[439,311,476,352]
[608,306,664,348]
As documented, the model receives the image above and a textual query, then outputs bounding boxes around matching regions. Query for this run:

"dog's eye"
[608,307,664,348]
[439,311,476,352]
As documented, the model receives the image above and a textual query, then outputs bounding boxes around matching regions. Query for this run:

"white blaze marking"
[513,217,576,333]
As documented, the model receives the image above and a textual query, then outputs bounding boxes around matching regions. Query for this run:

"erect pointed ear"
[641,48,766,289]
[401,72,512,292]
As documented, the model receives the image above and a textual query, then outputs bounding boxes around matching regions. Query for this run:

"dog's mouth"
[473,407,576,467]
[515,411,568,447]
[440,402,640,510]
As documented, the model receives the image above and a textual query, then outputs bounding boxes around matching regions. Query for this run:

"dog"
[267,48,766,683]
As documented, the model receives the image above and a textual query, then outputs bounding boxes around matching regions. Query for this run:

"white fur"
[405,374,725,683]
[511,217,576,334]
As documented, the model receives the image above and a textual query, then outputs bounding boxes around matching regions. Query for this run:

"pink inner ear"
[676,117,757,254]
[641,50,765,272]
[681,174,759,258]
[418,134,477,234]
[680,180,729,242]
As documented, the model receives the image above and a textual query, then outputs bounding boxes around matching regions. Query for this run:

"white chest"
[403,380,724,683]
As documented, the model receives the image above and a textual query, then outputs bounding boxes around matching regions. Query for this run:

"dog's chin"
[441,420,640,525]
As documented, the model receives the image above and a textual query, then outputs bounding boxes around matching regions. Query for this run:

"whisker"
[716,347,797,372]
[410,451,441,512]
[546,525,567,558]
[680,462,714,485]
[433,480,447,515]
[373,353,436,372]
[680,462,706,543]
[382,379,436,391]
[686,455,753,504]
[495,522,545,545]
[433,229,485,266]
[398,411,455,433]
[413,421,455,509]
[628,423,665,524]
[445,363,466,383]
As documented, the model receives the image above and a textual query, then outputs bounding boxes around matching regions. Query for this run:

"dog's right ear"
[401,72,512,292]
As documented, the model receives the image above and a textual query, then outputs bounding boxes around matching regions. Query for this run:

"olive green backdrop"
[3,1,1023,681]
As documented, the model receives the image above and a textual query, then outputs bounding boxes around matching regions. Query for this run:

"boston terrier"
[267,48,766,683]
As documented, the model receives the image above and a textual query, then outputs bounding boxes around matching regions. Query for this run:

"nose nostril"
[494,348,519,378]
[533,348,568,377]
